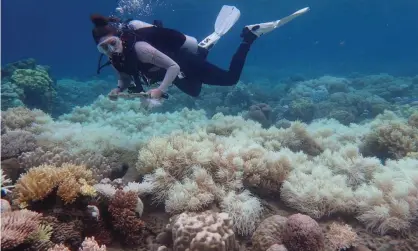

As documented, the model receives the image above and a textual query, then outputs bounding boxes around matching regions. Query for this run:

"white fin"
[199,5,241,49]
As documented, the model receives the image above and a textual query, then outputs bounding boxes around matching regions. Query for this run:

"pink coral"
[282,213,324,251]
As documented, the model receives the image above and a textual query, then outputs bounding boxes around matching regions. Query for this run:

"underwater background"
[1,0,418,251]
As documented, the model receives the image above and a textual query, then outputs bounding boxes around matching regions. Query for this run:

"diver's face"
[97,36,122,56]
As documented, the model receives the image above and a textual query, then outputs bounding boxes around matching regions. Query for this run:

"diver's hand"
[147,88,164,99]
[108,88,120,100]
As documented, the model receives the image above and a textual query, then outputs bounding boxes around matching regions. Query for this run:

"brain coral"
[282,214,324,251]
[171,210,238,251]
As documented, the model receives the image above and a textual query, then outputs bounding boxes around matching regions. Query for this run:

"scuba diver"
[92,6,310,100]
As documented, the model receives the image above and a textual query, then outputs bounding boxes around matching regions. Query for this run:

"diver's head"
[91,14,123,56]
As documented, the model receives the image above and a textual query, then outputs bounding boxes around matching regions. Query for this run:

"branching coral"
[1,106,52,133]
[50,220,83,249]
[108,190,145,245]
[281,161,357,219]
[164,165,223,214]
[13,163,96,208]
[1,209,42,249]
[1,130,37,159]
[362,118,418,159]
[79,237,107,251]
[354,158,418,235]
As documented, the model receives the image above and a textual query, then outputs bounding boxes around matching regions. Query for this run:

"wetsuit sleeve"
[134,41,180,92]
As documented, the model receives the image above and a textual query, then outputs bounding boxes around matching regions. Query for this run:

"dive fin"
[246,7,310,37]
[198,5,241,49]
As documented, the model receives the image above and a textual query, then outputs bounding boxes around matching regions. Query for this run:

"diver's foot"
[240,27,259,44]
[244,21,280,37]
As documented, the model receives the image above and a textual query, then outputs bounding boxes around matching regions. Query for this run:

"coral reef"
[1,71,418,251]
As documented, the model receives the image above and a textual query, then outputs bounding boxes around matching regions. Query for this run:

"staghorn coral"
[325,222,358,250]
[170,210,238,251]
[1,209,42,249]
[108,190,145,245]
[282,213,324,251]
[251,215,288,251]
[13,163,96,208]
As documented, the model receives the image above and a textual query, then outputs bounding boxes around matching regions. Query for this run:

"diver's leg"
[174,78,203,97]
[195,30,257,86]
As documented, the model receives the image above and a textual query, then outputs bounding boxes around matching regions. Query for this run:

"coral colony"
[1,59,418,251]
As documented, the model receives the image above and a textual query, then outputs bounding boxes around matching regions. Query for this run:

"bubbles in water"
[114,0,168,18]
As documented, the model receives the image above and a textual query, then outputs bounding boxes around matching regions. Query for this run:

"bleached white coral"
[123,181,153,196]
[220,190,263,236]
[280,162,356,218]
[165,166,223,213]
[313,144,383,187]
[93,183,116,198]
[354,157,418,234]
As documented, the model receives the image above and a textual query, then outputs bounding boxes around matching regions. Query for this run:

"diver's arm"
[134,41,180,92]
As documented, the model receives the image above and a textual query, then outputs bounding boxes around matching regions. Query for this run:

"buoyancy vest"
[110,26,187,86]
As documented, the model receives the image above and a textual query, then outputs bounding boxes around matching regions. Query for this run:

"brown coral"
[282,213,324,251]
[325,222,358,250]
[362,121,418,159]
[13,163,96,207]
[108,190,145,245]
[252,215,288,251]
[408,111,418,128]
[1,209,42,249]
[13,164,62,208]
[50,220,83,249]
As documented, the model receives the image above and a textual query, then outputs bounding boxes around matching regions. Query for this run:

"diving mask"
[97,36,122,55]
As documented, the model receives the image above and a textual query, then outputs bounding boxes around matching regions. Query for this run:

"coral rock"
[252,215,288,251]
[282,214,324,251]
